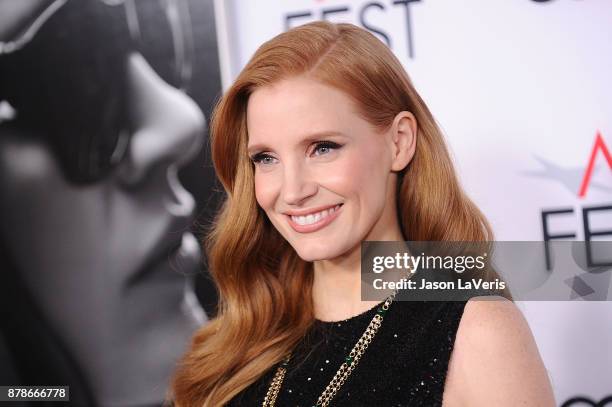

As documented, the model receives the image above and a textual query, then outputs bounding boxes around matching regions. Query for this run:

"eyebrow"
[247,131,347,156]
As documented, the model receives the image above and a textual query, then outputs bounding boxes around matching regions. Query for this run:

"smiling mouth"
[286,204,343,233]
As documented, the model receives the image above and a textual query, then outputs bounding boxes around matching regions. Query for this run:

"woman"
[0,0,208,405]
[171,22,555,406]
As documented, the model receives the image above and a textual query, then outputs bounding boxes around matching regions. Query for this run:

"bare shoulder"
[441,296,555,407]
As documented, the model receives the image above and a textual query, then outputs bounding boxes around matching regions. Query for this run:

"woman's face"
[0,52,206,403]
[247,75,412,262]
[0,1,209,402]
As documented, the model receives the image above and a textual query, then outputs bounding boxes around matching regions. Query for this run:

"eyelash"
[249,140,342,165]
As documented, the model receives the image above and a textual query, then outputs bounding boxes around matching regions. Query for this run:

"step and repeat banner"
[213,0,612,404]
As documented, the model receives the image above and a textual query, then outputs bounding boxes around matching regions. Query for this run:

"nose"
[116,52,205,185]
[280,158,318,206]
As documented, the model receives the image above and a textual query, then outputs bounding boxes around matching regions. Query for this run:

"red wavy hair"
[170,21,495,406]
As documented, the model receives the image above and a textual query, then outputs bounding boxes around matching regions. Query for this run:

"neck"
[312,222,405,322]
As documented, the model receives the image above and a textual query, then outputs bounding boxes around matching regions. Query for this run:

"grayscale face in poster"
[0,0,220,404]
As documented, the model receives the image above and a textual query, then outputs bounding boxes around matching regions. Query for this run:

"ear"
[389,111,417,172]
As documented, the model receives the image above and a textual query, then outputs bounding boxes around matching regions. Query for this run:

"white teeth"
[290,205,341,226]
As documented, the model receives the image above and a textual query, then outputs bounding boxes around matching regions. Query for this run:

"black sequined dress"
[227,300,467,407]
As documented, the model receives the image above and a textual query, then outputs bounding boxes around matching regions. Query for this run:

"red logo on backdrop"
[579,131,612,198]
[530,131,612,273]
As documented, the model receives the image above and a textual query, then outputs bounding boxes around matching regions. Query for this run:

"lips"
[285,204,343,233]
[126,199,198,289]
[126,231,200,288]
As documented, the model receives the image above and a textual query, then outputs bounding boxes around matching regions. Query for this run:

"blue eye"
[312,141,341,156]
[250,153,277,165]
[249,140,342,165]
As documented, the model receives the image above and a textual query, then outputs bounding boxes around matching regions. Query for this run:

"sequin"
[227,300,468,407]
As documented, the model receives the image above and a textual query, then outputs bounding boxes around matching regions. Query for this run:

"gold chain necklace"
[262,293,395,407]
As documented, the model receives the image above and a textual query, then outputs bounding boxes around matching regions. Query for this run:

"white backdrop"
[213,0,612,404]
